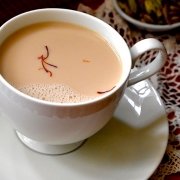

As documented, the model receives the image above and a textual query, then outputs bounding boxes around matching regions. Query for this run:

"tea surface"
[0,22,121,103]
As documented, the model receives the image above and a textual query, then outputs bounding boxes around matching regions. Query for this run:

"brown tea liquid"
[0,22,121,103]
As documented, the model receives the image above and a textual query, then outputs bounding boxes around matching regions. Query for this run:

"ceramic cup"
[0,9,167,154]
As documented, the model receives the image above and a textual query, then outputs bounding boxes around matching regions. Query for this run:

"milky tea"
[0,22,122,103]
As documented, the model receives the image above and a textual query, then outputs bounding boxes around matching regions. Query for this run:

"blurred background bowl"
[113,0,180,32]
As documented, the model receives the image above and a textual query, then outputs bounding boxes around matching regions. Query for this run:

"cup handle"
[128,38,167,86]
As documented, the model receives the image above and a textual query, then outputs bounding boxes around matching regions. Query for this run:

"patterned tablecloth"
[0,0,180,179]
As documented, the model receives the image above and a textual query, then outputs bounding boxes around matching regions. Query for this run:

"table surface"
[0,0,180,179]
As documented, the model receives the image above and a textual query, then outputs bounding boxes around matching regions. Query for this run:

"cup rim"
[0,8,131,107]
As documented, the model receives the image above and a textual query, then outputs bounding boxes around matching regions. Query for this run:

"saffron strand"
[37,46,57,77]
[97,86,116,94]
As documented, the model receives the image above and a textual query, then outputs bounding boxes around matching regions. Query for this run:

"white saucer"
[0,80,168,180]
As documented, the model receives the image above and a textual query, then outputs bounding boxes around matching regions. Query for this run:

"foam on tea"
[0,22,122,103]
[19,83,94,103]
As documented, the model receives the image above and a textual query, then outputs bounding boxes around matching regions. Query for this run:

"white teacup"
[0,9,167,154]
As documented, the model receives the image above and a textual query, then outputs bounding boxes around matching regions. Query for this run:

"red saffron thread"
[97,86,116,94]
[83,59,91,63]
[38,46,58,77]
